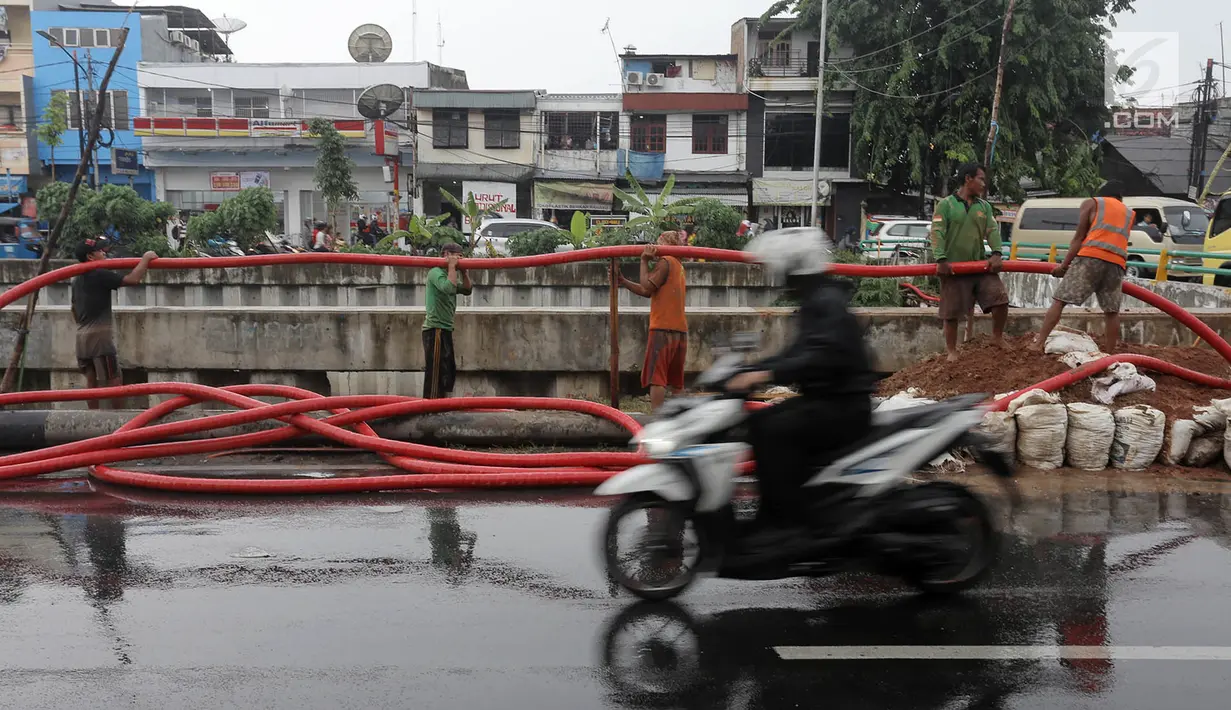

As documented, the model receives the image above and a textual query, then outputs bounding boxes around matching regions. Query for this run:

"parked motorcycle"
[205,236,245,257]
[596,333,1016,601]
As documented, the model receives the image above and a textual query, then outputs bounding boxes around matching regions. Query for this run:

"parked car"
[1202,190,1231,286]
[862,217,932,261]
[472,218,566,257]
[1011,196,1207,280]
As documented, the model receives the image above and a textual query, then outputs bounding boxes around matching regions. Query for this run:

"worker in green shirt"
[930,162,1007,362]
[422,242,472,398]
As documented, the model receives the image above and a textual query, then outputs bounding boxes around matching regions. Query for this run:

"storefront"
[533,180,617,226]
[751,177,828,229]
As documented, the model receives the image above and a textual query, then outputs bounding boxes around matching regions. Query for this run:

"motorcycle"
[595,333,1016,601]
[205,236,245,257]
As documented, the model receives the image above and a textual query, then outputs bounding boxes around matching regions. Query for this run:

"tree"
[613,172,703,234]
[309,118,358,235]
[440,188,509,248]
[689,198,745,249]
[36,92,69,177]
[35,182,176,257]
[217,187,279,250]
[763,0,1134,202]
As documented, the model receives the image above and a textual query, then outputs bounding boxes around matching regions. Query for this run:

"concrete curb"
[0,410,646,451]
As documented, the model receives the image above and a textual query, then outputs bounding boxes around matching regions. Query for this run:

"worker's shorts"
[78,353,120,383]
[1053,256,1125,314]
[642,329,687,390]
[938,273,1009,321]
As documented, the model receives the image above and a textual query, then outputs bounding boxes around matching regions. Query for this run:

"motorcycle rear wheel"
[881,482,998,594]
[604,494,703,601]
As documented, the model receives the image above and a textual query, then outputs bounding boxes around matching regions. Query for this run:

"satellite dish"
[349,24,393,63]
[357,84,405,120]
[211,16,248,34]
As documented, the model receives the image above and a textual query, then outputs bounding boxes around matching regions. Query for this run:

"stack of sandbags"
[1162,399,1229,467]
[1111,405,1166,470]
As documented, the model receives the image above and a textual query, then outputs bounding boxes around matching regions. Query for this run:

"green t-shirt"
[424,266,460,331]
[929,194,1002,263]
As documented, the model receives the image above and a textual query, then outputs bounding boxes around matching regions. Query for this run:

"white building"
[136,60,467,241]
[532,93,623,222]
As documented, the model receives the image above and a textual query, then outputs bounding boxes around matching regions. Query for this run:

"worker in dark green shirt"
[422,242,472,398]
[931,163,1007,362]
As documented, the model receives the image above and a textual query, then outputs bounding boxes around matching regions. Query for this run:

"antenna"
[357,84,406,120]
[348,24,393,63]
[412,0,418,61]
[602,19,626,90]
[210,15,246,61]
[437,12,445,65]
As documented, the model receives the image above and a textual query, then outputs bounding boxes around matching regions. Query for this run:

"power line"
[825,0,998,65]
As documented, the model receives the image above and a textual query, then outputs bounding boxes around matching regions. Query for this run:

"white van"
[1010,197,1205,279]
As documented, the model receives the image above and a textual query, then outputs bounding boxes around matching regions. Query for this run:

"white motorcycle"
[596,334,1016,601]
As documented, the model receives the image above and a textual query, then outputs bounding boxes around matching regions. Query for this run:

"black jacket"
[755,276,876,397]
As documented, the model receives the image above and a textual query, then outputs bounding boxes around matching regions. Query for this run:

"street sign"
[1187,185,1198,200]
[111,148,139,175]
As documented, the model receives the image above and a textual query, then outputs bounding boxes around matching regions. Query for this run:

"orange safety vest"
[1077,197,1132,268]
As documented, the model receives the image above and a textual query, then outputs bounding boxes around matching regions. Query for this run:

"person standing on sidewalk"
[931,163,1007,362]
[1032,181,1131,354]
[422,242,472,399]
[619,230,688,412]
[71,238,158,409]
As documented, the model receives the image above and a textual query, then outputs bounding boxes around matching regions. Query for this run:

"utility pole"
[1189,58,1216,199]
[809,0,829,230]
[1,28,130,394]
[412,0,418,62]
[984,0,1017,169]
[86,51,99,190]
[1197,58,1215,201]
[72,49,85,179]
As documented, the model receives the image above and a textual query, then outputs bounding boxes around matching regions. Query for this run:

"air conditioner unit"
[624,71,643,86]
[645,73,666,87]
[186,37,200,52]
[169,30,187,45]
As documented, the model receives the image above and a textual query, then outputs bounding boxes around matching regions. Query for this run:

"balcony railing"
[748,50,818,79]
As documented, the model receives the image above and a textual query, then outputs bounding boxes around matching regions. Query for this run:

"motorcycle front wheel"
[604,494,703,601]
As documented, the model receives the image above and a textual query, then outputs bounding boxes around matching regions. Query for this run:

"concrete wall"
[1003,272,1231,310]
[6,303,1231,408]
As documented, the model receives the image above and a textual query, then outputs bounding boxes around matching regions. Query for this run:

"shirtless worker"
[71,237,158,409]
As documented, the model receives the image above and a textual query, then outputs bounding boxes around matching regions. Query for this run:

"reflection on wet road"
[1,473,1231,708]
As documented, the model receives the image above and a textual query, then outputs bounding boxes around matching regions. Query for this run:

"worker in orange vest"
[1033,181,1132,353]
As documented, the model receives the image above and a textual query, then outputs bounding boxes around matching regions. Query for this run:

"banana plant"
[404,214,447,249]
[612,171,703,234]
[569,210,591,248]
[440,188,510,247]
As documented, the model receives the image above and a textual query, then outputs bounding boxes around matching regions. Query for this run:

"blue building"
[31,10,153,199]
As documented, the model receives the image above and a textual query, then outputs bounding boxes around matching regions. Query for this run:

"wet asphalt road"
[2,472,1231,709]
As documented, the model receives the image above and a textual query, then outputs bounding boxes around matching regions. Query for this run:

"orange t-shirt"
[649,256,687,333]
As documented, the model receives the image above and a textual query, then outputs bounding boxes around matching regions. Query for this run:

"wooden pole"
[1,28,130,394]
[983,0,1017,169]
[608,258,620,410]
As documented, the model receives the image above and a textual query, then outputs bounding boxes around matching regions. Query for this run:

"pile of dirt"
[878,336,1231,421]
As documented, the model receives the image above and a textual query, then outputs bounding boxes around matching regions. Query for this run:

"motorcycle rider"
[726,228,876,543]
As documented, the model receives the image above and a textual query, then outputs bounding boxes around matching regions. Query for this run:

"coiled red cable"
[1,248,1229,493]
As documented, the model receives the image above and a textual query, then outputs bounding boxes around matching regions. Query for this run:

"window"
[764,112,850,169]
[906,224,931,239]
[630,115,666,153]
[235,96,270,119]
[692,114,728,154]
[650,60,679,76]
[1212,199,1231,239]
[0,104,19,130]
[94,29,111,47]
[432,109,468,148]
[484,110,520,149]
[61,28,80,47]
[55,90,130,130]
[1018,208,1082,231]
[177,95,212,118]
[545,112,616,150]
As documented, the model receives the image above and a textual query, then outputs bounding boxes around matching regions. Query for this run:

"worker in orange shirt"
[619,230,688,412]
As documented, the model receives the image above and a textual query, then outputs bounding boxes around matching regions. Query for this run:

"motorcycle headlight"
[635,436,677,458]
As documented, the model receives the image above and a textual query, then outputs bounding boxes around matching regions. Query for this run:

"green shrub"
[689,199,744,250]
[508,228,568,257]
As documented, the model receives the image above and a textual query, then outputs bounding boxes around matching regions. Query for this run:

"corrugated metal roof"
[412,91,537,110]
[1104,134,1231,196]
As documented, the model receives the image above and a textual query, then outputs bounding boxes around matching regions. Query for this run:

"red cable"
[1,250,1228,494]
[899,282,940,303]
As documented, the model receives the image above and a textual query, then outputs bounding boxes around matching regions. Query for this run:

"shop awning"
[662,189,748,207]
[752,178,830,206]
[533,181,615,211]
[0,203,18,215]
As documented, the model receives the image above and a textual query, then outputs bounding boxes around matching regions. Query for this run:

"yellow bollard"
[1048,244,1057,264]
[1009,241,1019,261]
[1155,250,1169,282]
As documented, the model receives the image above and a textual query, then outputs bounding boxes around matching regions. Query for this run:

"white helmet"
[743,227,832,281]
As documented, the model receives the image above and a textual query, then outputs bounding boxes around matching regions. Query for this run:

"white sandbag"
[1162,419,1202,465]
[1065,403,1115,471]
[1090,363,1156,405]
[1005,388,1061,415]
[1045,329,1100,355]
[1015,403,1068,470]
[1111,405,1166,470]
[1184,434,1224,468]
[1060,351,1110,369]
[978,411,1017,464]
[1195,399,1231,432]
[875,389,935,412]
[1225,425,1231,470]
